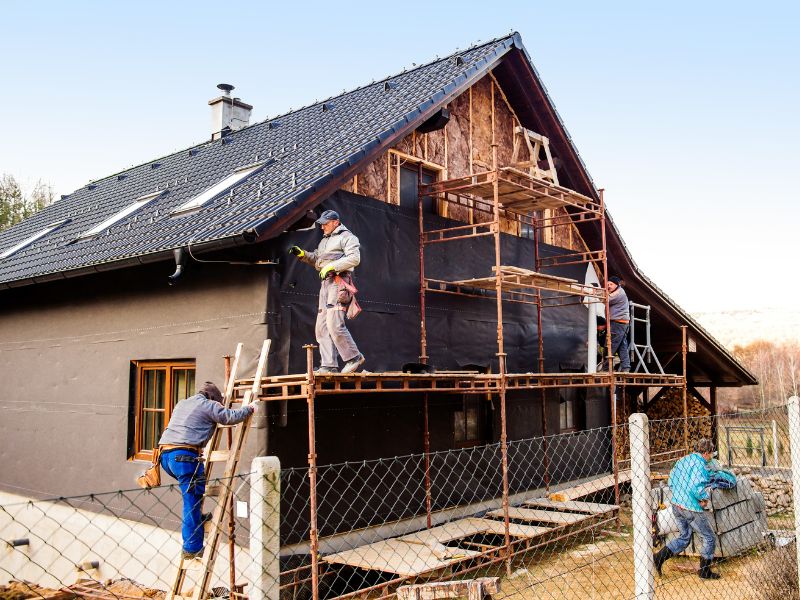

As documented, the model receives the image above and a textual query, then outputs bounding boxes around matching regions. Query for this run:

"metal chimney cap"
[217,83,234,95]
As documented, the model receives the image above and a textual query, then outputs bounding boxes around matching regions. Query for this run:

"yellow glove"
[288,246,305,257]
[319,265,336,279]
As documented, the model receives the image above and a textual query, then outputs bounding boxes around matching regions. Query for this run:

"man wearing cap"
[606,275,631,372]
[654,438,726,580]
[288,210,365,374]
[158,382,255,559]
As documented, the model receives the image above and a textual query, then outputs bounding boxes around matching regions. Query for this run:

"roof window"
[172,163,262,215]
[1,219,71,259]
[77,191,163,240]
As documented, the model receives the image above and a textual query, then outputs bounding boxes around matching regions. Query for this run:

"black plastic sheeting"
[266,190,589,375]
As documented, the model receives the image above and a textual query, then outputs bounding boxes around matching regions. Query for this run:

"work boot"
[316,366,340,374]
[653,546,674,576]
[341,354,366,374]
[182,548,203,560]
[698,557,721,580]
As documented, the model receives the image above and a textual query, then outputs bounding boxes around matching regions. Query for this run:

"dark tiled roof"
[0,35,519,287]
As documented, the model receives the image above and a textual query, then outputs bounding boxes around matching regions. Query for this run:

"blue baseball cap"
[315,210,340,225]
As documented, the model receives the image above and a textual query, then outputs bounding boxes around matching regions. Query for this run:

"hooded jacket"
[668,452,712,512]
[300,224,361,274]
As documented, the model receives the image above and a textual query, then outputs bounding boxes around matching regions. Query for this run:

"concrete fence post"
[786,397,800,591]
[629,412,654,600]
[250,456,281,600]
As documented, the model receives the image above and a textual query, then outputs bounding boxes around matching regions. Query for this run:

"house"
[0,33,754,525]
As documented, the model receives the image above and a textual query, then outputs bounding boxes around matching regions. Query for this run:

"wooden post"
[785,396,800,592]
[681,326,689,453]
[423,394,432,529]
[224,355,236,595]
[304,345,319,600]
[710,385,718,450]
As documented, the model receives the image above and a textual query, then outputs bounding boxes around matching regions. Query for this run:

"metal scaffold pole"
[304,344,320,600]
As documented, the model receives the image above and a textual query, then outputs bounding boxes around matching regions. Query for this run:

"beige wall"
[0,261,270,497]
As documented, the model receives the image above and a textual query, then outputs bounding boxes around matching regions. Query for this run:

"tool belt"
[136,447,163,489]
[333,272,362,320]
[159,444,202,453]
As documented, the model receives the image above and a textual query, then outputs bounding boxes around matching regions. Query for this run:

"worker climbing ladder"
[166,339,271,600]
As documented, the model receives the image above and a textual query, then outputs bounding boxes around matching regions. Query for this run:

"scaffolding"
[229,143,692,600]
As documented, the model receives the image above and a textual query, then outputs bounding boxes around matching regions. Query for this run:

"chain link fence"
[2,401,799,600]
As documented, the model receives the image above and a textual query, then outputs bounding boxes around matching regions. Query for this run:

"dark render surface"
[0,262,269,498]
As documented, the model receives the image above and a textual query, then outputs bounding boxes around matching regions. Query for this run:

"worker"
[654,438,726,580]
[606,275,631,372]
[288,209,365,374]
[158,382,255,559]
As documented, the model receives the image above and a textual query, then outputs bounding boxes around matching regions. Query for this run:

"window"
[559,395,575,432]
[1,219,70,259]
[172,162,262,215]
[454,397,485,448]
[131,360,196,460]
[387,151,442,212]
[399,165,437,212]
[78,191,163,240]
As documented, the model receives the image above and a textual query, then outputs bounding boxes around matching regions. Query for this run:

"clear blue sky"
[1,1,797,313]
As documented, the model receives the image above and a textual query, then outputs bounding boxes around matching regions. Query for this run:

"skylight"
[77,190,163,240]
[1,219,71,259]
[172,163,262,215]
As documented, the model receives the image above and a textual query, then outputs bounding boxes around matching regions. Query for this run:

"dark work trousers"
[315,276,359,367]
[610,320,631,371]
[161,448,206,553]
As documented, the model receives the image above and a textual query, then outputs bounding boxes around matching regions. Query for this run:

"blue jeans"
[610,321,631,370]
[667,504,716,560]
[161,449,206,553]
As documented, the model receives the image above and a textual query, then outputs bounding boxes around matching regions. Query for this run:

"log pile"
[646,388,712,458]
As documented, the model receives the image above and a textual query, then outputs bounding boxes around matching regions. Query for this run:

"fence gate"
[724,425,767,467]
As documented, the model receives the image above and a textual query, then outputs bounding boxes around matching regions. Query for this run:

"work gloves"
[319,264,336,279]
[288,246,305,257]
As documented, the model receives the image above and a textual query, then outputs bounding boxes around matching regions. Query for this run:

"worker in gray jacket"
[289,210,365,374]
[606,275,631,372]
[158,382,254,558]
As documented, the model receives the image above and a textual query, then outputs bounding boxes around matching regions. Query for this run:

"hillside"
[692,307,800,349]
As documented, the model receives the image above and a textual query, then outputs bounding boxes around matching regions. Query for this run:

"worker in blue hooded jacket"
[654,438,730,580]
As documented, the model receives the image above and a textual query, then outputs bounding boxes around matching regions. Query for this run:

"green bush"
[768,439,774,457]
[746,436,754,457]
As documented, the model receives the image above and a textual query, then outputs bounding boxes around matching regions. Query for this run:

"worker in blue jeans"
[158,382,254,559]
[654,438,725,580]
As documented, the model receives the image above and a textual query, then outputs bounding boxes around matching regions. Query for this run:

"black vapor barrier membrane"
[265,190,590,375]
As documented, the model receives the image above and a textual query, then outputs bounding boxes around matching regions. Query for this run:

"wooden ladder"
[166,339,271,600]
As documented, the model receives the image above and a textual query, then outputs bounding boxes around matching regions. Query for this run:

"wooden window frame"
[387,149,445,209]
[454,396,486,449]
[131,359,196,461]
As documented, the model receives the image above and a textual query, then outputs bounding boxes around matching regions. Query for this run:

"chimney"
[209,83,253,140]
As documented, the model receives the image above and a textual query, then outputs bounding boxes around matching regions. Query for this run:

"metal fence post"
[250,456,281,600]
[629,412,654,600]
[787,396,800,592]
[773,419,779,467]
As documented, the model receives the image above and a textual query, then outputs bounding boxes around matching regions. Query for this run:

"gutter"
[0,232,255,291]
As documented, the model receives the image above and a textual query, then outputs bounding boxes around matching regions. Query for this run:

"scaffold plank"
[322,539,480,576]
[486,507,588,525]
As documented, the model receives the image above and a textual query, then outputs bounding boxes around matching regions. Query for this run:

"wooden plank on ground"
[486,507,588,525]
[523,498,619,515]
[549,471,632,502]
[397,577,501,600]
[322,539,479,576]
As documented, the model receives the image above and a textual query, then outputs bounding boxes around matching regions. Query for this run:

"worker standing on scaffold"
[289,210,365,374]
[606,275,631,372]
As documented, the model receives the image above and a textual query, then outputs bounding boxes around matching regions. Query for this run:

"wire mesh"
[1,404,798,600]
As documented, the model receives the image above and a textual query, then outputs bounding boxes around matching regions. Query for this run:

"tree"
[0,174,54,231]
